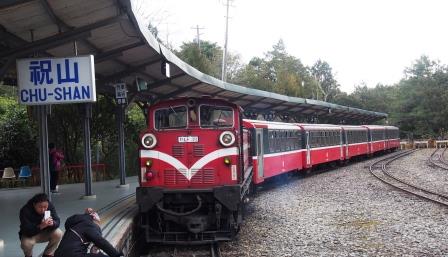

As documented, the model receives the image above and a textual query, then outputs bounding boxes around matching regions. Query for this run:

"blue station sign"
[16,55,96,105]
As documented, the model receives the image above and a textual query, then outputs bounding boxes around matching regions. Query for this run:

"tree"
[148,23,159,38]
[46,96,145,177]
[234,40,312,98]
[0,96,38,168]
[176,39,243,81]
[176,40,222,78]
[310,60,340,102]
[395,56,448,137]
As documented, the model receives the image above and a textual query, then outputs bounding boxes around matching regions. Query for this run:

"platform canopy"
[0,0,387,123]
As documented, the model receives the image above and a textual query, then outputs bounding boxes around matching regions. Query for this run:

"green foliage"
[176,40,223,79]
[234,40,313,98]
[334,56,448,138]
[0,96,38,167]
[45,96,145,177]
[0,84,17,97]
[310,60,341,102]
[394,56,448,138]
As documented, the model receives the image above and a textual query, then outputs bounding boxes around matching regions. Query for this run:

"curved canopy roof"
[0,0,387,123]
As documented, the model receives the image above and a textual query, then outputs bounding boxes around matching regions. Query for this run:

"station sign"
[16,55,96,105]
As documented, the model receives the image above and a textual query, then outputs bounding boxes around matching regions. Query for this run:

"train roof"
[340,125,368,130]
[0,0,388,123]
[297,124,343,131]
[362,125,386,130]
[243,119,300,130]
[149,96,238,109]
[384,126,399,130]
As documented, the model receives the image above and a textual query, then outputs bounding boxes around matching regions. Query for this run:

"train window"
[199,105,234,128]
[154,106,187,129]
[268,131,274,153]
[275,130,280,152]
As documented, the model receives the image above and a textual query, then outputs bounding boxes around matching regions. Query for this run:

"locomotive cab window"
[154,106,187,129]
[200,105,234,128]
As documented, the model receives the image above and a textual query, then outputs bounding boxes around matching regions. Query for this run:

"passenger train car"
[136,97,399,244]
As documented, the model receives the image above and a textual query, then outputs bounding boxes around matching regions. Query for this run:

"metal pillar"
[37,105,51,200]
[82,103,96,199]
[117,104,128,187]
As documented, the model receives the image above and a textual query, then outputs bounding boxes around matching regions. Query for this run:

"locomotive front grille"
[164,168,215,185]
[172,145,184,158]
[193,144,205,157]
[191,168,215,185]
[164,169,188,185]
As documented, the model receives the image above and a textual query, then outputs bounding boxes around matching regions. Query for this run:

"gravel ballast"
[221,149,448,257]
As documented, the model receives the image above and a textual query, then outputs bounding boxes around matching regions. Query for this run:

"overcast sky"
[133,0,448,93]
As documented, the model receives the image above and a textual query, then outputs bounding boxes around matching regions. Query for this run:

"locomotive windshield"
[154,106,187,129]
[200,105,234,128]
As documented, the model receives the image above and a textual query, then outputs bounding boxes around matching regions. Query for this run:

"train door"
[255,128,264,178]
[338,131,343,160]
[344,130,349,158]
[306,131,311,167]
[385,129,390,149]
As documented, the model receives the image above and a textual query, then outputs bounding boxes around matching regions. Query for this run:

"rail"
[428,148,448,170]
[142,243,222,257]
[95,192,138,257]
[369,150,448,207]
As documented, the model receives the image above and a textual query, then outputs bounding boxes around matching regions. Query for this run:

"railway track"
[97,192,136,215]
[97,192,138,256]
[428,147,448,170]
[369,149,448,207]
[142,243,222,257]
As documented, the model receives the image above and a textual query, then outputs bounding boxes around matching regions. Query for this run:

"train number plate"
[178,136,198,143]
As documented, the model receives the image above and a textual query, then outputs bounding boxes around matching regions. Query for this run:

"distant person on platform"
[49,142,64,193]
[19,193,63,257]
[54,208,123,257]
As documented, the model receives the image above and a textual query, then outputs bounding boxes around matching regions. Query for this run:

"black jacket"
[19,200,60,238]
[54,214,122,257]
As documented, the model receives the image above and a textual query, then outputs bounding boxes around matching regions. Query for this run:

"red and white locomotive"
[136,97,399,244]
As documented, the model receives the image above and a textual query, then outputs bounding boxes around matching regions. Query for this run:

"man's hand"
[39,217,54,229]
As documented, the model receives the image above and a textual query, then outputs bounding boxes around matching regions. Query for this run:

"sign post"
[17,56,96,199]
[114,83,128,187]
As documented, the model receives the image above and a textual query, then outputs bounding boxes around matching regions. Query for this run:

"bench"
[435,140,448,148]
[0,164,108,188]
[413,140,429,148]
[400,141,408,150]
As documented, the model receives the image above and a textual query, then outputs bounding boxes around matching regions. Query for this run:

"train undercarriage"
[137,186,245,244]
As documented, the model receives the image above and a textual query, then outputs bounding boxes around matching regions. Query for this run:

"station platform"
[0,177,138,257]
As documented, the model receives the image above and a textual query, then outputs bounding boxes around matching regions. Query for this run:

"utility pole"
[221,0,232,82]
[191,25,204,51]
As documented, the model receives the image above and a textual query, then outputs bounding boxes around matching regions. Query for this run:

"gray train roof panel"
[0,0,387,122]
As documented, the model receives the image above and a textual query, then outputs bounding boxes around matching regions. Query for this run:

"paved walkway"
[0,177,138,257]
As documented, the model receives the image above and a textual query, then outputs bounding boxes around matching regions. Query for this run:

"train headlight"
[145,159,152,167]
[141,133,157,149]
[219,131,235,147]
[224,157,231,165]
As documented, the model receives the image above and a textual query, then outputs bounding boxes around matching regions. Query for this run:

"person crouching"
[19,193,63,257]
[54,208,123,257]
